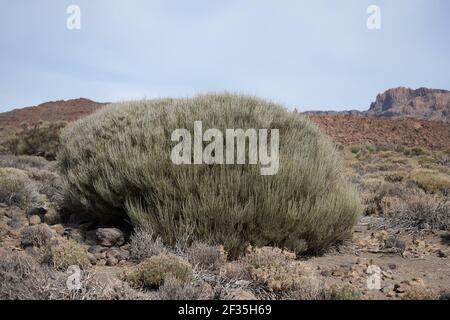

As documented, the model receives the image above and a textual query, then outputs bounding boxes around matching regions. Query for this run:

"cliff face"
[368,87,450,122]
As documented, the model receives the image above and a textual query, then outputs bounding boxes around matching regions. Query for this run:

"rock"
[368,87,450,122]
[43,208,61,225]
[51,224,65,236]
[198,282,215,300]
[439,292,450,300]
[97,259,107,266]
[437,250,447,258]
[387,263,397,270]
[118,260,128,267]
[394,284,408,293]
[28,215,41,226]
[384,236,406,251]
[234,280,251,287]
[409,278,425,287]
[26,207,47,217]
[120,244,131,251]
[354,224,368,233]
[223,289,257,300]
[381,284,395,293]
[87,252,97,265]
[88,245,108,260]
[88,245,108,254]
[63,227,85,243]
[106,257,119,266]
[96,228,125,247]
[106,247,129,261]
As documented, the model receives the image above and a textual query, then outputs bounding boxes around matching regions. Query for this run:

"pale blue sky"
[1,0,449,112]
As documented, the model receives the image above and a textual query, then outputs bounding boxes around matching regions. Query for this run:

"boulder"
[96,228,125,247]
[28,215,41,226]
[43,208,61,225]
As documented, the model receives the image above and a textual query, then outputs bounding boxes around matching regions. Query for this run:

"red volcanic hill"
[0,98,107,129]
[0,92,449,150]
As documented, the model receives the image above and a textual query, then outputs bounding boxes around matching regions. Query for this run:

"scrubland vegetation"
[0,94,449,300]
[58,94,360,256]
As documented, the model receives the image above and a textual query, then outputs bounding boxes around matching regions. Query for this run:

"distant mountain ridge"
[1,87,450,129]
[0,98,107,129]
[367,87,450,121]
[303,87,450,122]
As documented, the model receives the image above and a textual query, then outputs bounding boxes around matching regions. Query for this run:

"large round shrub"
[58,94,360,256]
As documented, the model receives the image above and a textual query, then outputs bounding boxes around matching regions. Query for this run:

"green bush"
[8,121,67,160]
[126,253,193,288]
[58,94,361,256]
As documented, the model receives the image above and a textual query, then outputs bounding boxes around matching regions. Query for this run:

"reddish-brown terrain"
[1,89,449,150]
[0,98,107,129]
[309,115,450,150]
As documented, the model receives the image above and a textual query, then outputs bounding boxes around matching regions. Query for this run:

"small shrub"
[7,121,67,160]
[243,246,315,292]
[410,147,428,157]
[129,229,167,262]
[157,276,201,300]
[0,251,49,300]
[328,285,362,300]
[391,194,450,230]
[219,261,252,281]
[0,167,42,207]
[402,287,438,300]
[26,169,63,204]
[187,242,227,271]
[0,154,53,171]
[51,240,90,270]
[126,253,193,289]
[408,169,450,194]
[20,224,54,248]
[58,94,361,256]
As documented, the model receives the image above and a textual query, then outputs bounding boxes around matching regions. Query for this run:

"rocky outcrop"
[368,87,450,122]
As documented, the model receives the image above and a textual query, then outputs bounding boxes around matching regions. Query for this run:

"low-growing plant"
[157,276,202,300]
[243,246,316,292]
[0,167,42,207]
[0,154,53,171]
[58,94,361,256]
[0,251,49,300]
[402,287,438,300]
[129,229,167,262]
[408,169,450,194]
[126,253,193,289]
[328,285,362,300]
[186,242,227,271]
[7,121,67,160]
[20,224,54,248]
[391,194,450,230]
[51,240,90,270]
